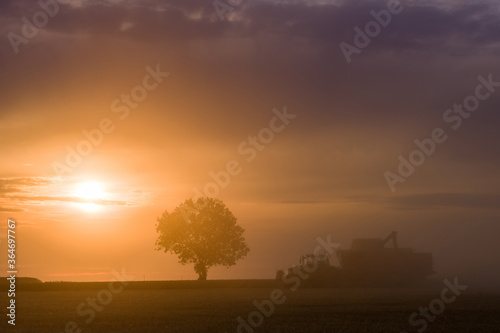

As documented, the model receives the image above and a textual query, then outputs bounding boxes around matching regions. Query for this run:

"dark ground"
[1,280,499,333]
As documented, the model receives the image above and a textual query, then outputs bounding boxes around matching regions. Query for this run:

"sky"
[0,0,499,288]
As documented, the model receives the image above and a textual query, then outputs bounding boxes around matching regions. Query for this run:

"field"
[3,281,500,333]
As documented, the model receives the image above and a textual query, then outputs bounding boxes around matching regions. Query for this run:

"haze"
[0,0,499,291]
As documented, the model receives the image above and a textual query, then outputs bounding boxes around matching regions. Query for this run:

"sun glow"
[74,181,105,212]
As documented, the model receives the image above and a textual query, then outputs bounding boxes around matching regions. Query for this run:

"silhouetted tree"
[155,197,250,280]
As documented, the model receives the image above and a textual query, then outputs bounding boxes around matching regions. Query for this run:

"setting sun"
[74,182,105,212]
[1,0,500,331]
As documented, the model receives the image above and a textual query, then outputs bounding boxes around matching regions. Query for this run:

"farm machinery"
[281,231,434,287]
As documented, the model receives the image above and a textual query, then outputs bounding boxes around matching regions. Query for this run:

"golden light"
[74,181,105,212]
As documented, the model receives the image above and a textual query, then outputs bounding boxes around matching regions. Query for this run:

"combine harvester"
[283,231,434,287]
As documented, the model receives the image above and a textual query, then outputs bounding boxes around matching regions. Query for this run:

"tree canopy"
[155,197,250,280]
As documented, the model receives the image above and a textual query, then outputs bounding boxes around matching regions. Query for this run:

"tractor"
[281,231,434,287]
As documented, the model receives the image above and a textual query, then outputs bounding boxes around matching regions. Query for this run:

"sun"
[75,182,104,200]
[74,182,105,212]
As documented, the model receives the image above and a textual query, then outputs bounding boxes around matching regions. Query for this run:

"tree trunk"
[195,262,207,280]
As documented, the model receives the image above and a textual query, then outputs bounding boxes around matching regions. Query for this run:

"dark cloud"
[1,1,499,185]
[2,0,499,50]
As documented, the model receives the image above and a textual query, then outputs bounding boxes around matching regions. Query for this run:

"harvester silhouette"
[283,231,434,287]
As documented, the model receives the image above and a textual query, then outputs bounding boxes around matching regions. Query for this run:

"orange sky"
[0,0,499,289]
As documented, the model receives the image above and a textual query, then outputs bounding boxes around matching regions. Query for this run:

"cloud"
[0,206,24,212]
[388,193,500,210]
[6,195,129,206]
[0,0,499,205]
[0,177,53,186]
[2,0,499,52]
[0,177,55,195]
